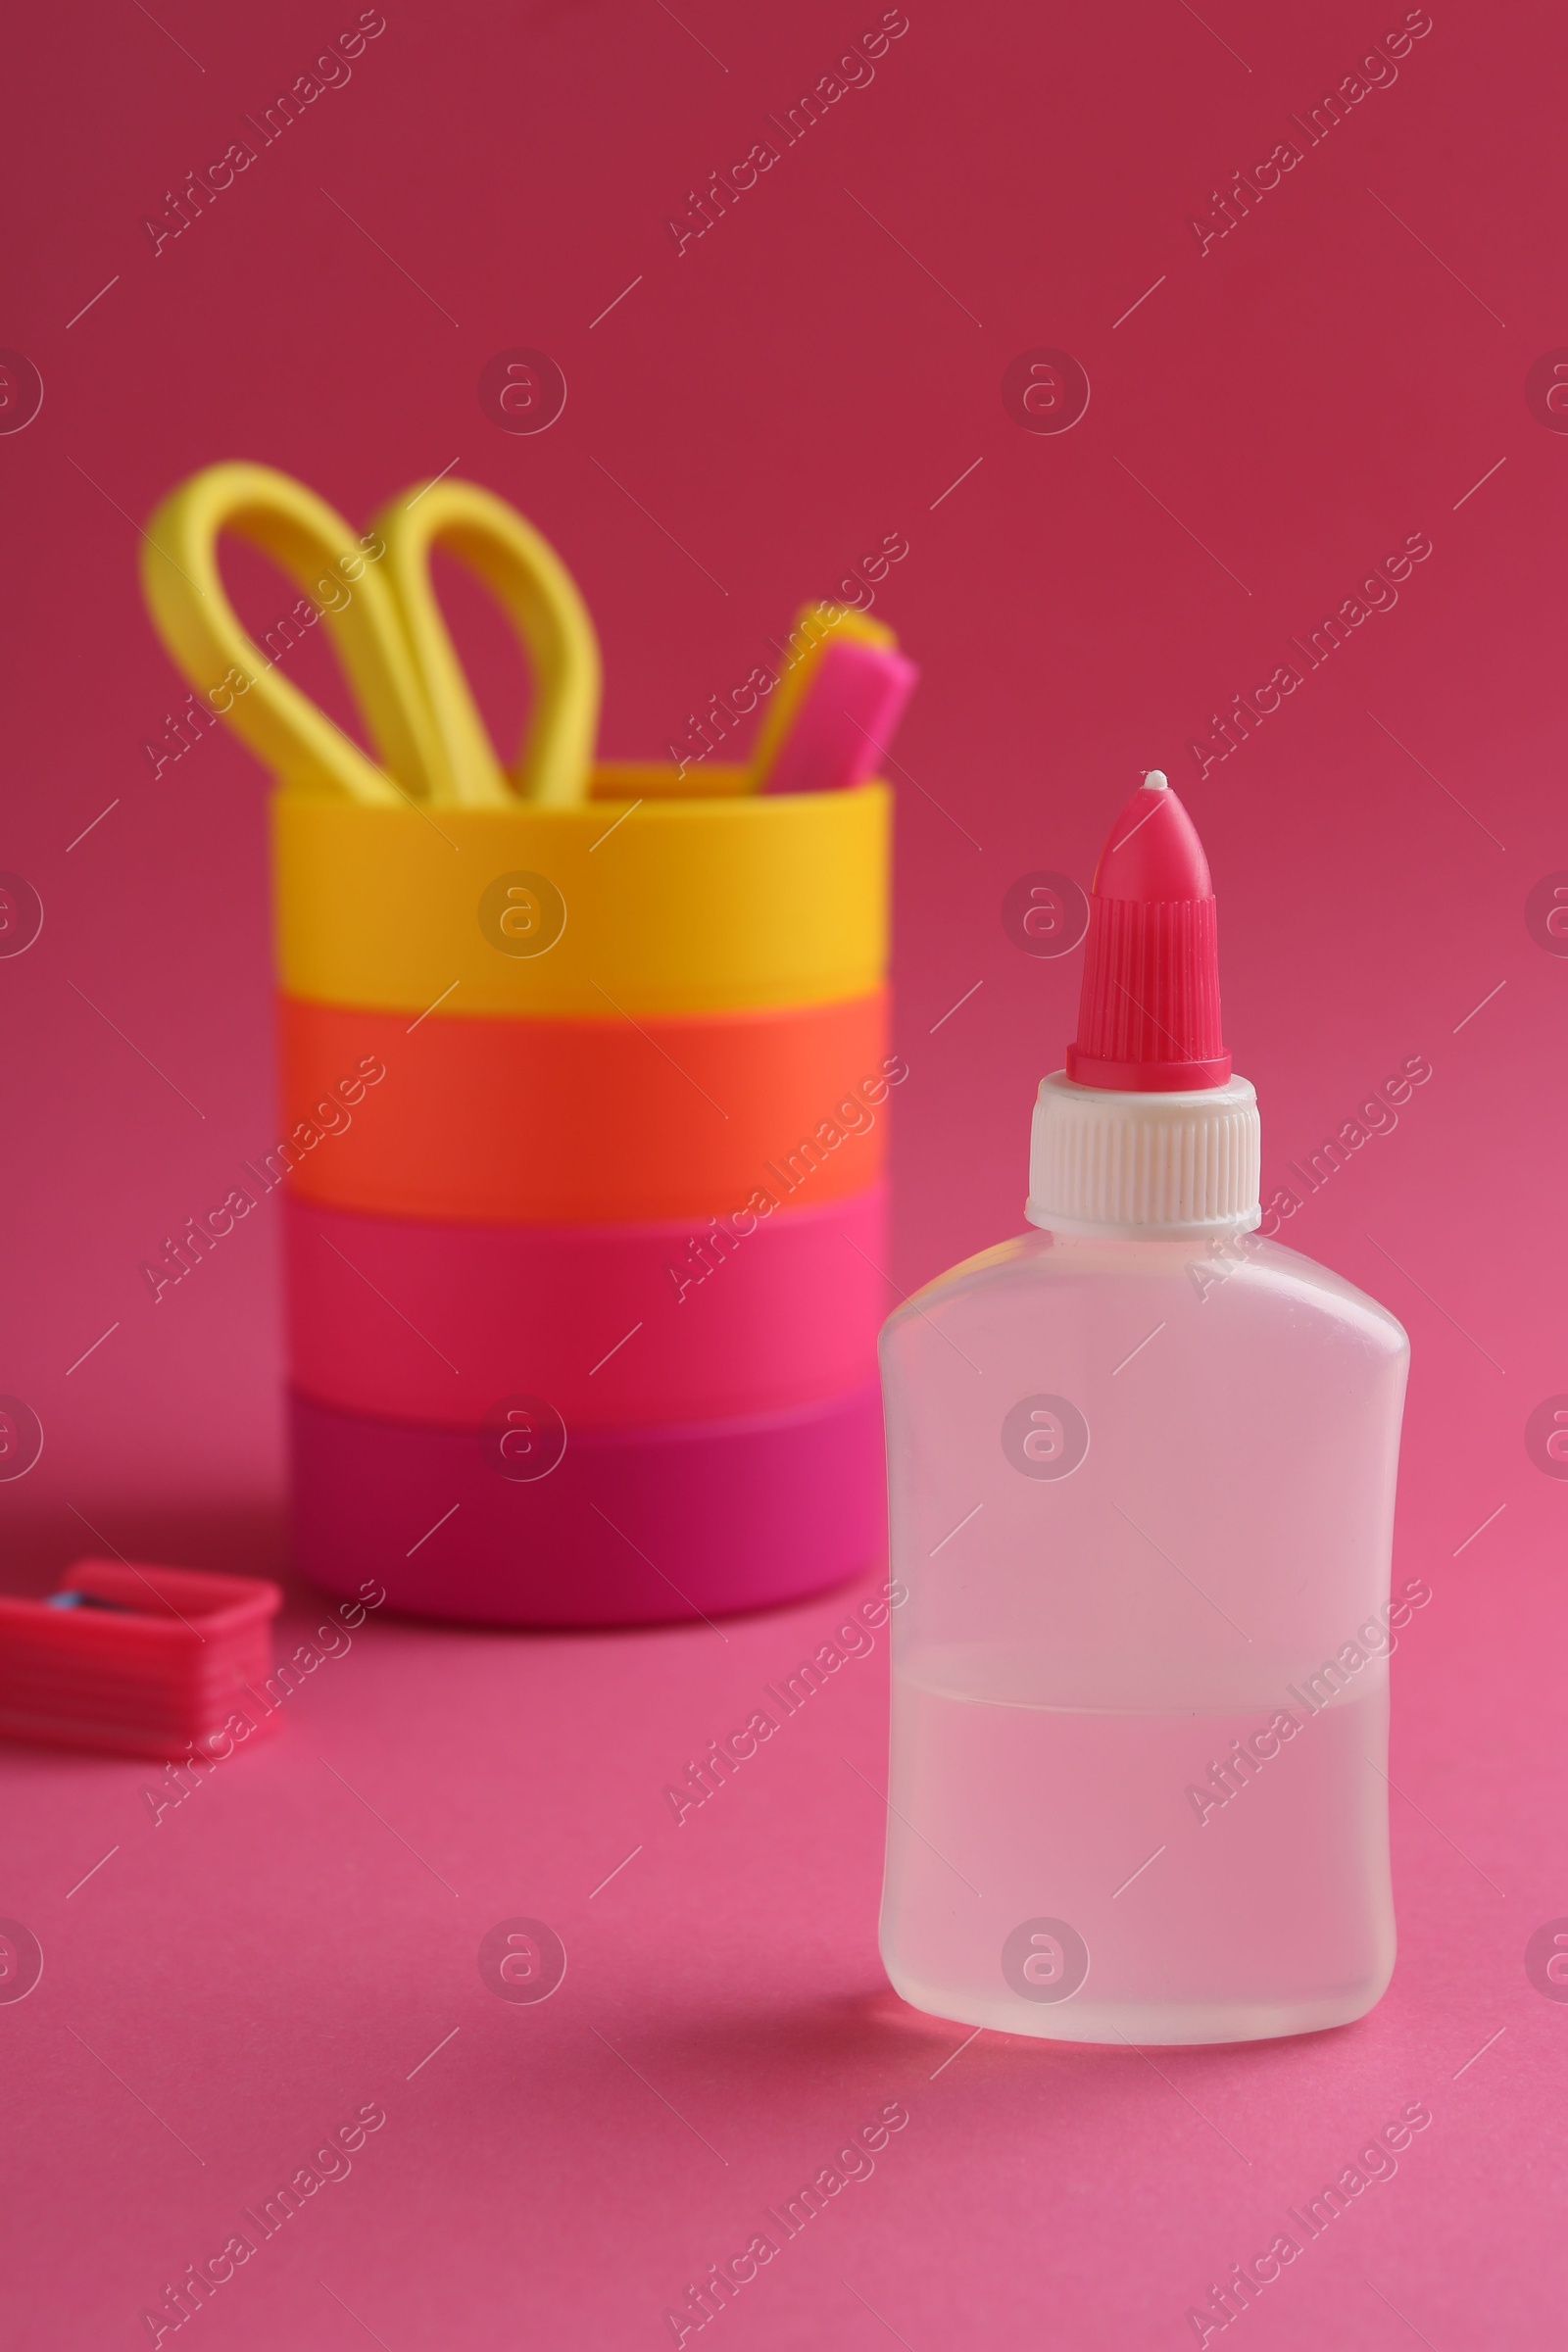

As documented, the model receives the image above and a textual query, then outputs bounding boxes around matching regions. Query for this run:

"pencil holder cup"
[273,761,895,1626]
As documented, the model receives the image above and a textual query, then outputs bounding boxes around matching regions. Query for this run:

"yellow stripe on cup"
[273,764,890,1017]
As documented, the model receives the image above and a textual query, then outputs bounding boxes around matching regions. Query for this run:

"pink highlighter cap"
[1064,770,1232,1092]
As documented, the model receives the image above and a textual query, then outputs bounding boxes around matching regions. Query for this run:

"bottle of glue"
[878,771,1409,2043]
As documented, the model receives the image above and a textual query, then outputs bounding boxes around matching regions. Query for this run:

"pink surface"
[285,1184,886,1427]
[290,1380,886,1625]
[4,0,1568,2341]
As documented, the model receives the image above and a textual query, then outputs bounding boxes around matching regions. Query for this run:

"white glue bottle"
[878,772,1410,2043]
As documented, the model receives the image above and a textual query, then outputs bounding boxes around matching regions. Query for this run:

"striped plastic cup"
[276,761,894,1625]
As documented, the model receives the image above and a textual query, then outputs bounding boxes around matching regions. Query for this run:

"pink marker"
[759,637,918,794]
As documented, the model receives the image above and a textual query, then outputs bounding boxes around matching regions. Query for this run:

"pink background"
[3,0,1566,2342]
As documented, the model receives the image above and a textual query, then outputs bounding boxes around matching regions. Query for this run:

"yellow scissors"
[141,463,601,808]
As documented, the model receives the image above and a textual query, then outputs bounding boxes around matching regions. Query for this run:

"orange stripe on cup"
[278,991,893,1223]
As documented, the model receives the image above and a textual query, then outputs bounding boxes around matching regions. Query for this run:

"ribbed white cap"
[1026,1070,1261,1238]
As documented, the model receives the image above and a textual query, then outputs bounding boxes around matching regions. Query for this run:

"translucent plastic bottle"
[878,775,1409,2044]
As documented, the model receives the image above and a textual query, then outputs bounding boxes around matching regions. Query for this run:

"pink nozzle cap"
[1064,771,1232,1092]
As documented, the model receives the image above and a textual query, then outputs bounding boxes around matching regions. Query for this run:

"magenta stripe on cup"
[284,1181,888,1430]
[288,1381,888,1627]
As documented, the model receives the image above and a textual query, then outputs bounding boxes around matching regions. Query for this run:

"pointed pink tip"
[1094,778,1213,904]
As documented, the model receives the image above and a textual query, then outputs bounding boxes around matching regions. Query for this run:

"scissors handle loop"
[374,479,601,808]
[141,463,453,807]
